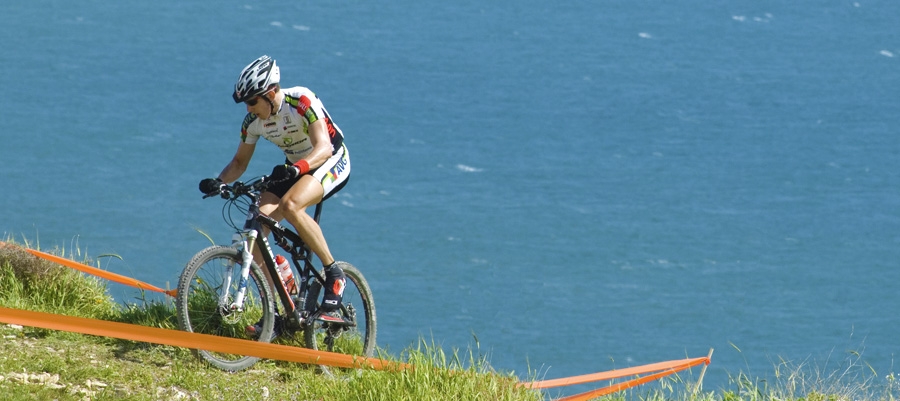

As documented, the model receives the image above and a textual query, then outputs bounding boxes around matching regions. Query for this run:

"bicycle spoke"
[304,262,376,374]
[176,246,274,371]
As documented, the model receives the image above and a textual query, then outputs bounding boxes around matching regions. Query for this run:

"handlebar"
[202,174,320,231]
[202,176,272,201]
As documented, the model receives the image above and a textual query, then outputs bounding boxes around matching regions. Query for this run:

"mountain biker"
[199,55,349,329]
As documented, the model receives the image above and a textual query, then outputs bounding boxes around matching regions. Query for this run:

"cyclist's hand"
[270,164,300,182]
[199,178,224,195]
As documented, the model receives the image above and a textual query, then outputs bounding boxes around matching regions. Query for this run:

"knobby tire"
[304,261,377,374]
[175,245,275,371]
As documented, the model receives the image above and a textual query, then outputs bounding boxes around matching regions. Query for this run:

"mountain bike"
[175,175,376,372]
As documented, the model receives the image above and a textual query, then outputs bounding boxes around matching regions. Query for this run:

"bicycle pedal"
[316,313,345,324]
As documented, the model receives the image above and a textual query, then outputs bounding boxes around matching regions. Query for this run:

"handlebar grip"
[199,177,267,199]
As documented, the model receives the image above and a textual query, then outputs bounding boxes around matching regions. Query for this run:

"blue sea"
[3,0,899,396]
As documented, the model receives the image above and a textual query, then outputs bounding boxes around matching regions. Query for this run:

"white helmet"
[232,55,281,103]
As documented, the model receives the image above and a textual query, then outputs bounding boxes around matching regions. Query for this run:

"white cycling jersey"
[240,86,345,163]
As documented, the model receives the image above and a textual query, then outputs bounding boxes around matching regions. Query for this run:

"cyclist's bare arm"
[218,141,256,183]
[302,119,335,170]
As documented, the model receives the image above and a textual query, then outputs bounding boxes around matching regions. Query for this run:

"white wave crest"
[456,164,483,172]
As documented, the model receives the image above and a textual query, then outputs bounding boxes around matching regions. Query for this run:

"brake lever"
[255,176,271,190]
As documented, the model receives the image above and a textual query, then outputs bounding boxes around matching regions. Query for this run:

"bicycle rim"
[176,245,275,371]
[304,261,377,371]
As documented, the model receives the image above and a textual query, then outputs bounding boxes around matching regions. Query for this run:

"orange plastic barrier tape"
[22,247,178,297]
[0,306,405,371]
[5,242,709,396]
[554,358,709,401]
[520,356,710,390]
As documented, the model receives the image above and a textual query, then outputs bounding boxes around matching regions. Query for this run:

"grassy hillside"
[0,241,542,400]
[0,240,896,400]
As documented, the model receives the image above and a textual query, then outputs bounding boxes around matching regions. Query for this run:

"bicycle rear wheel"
[304,261,376,372]
[176,245,275,371]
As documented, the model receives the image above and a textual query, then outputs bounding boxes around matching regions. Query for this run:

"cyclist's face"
[245,93,272,119]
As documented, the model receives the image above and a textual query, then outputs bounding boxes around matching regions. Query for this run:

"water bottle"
[275,255,297,295]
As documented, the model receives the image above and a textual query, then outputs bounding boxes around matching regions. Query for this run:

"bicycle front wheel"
[304,261,376,369]
[175,245,275,371]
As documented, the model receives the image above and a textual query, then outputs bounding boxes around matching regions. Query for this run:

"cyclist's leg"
[252,192,283,286]
[279,144,351,267]
[279,176,332,266]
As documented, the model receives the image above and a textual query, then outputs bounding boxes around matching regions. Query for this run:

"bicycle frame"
[226,180,327,330]
[182,176,375,371]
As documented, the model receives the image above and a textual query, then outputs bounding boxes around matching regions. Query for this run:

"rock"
[86,378,108,389]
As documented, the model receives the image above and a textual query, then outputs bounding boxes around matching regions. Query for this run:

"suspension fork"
[226,200,266,311]
[218,231,244,308]
[225,228,259,311]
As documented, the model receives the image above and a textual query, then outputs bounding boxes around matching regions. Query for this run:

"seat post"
[312,202,323,223]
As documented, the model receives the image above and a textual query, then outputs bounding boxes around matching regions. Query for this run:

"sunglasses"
[245,88,275,107]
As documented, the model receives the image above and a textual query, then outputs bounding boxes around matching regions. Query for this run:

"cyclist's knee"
[280,179,323,211]
[278,192,318,215]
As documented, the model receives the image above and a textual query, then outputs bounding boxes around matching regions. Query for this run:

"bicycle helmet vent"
[232,55,281,103]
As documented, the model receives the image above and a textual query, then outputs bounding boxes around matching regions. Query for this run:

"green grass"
[0,240,540,400]
[1,239,898,400]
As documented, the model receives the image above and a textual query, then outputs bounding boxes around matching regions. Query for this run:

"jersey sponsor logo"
[297,95,318,123]
[328,152,349,180]
[296,95,311,114]
[242,113,258,126]
[285,148,309,155]
[285,93,319,124]
[283,137,309,149]
[324,117,337,138]
[264,121,277,128]
[240,113,259,143]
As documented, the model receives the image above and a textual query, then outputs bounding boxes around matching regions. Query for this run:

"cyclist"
[199,55,349,327]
